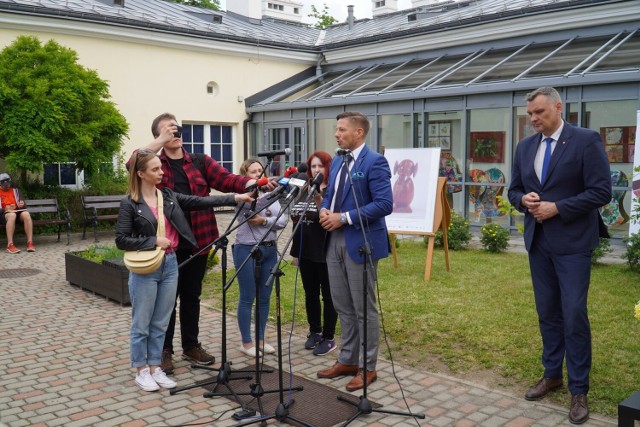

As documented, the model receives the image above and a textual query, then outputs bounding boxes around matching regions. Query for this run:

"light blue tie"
[540,137,553,185]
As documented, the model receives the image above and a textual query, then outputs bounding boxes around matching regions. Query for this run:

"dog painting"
[392,159,418,213]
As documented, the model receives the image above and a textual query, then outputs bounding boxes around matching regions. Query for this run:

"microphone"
[308,173,324,197]
[335,148,351,156]
[256,147,292,158]
[266,176,291,200]
[282,173,308,204]
[244,176,270,192]
[297,163,308,175]
[284,166,298,177]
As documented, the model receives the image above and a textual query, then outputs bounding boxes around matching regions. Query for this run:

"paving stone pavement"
[0,222,621,427]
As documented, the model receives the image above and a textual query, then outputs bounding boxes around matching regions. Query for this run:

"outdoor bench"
[0,198,71,245]
[81,195,125,242]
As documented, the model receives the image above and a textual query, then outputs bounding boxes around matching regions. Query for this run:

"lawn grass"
[201,240,640,417]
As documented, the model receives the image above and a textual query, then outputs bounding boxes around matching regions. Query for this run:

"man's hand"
[521,192,540,210]
[157,123,177,146]
[4,203,16,212]
[319,211,343,231]
[528,201,559,222]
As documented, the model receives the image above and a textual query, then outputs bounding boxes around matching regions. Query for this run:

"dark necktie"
[540,137,553,185]
[333,154,352,213]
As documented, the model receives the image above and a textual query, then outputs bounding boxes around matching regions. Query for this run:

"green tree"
[0,36,128,180]
[165,0,220,10]
[308,4,337,29]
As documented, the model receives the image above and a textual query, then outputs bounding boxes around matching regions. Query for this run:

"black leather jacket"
[115,187,236,251]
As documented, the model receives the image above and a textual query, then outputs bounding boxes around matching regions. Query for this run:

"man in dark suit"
[317,112,393,392]
[508,87,611,424]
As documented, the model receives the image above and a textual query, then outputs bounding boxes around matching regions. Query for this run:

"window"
[181,124,205,154]
[180,123,234,172]
[294,7,299,14]
[375,1,386,7]
[44,163,83,188]
[210,125,234,172]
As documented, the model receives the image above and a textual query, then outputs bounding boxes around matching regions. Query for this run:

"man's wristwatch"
[339,213,347,224]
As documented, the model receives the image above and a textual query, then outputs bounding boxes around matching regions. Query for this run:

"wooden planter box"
[65,252,130,305]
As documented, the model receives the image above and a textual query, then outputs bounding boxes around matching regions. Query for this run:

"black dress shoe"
[524,377,563,401]
[569,394,589,424]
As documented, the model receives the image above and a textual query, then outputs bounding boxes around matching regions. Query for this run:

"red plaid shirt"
[157,149,250,254]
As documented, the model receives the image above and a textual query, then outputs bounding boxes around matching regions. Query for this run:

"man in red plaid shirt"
[136,113,261,374]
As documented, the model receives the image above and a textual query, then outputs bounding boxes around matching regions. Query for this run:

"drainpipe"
[316,54,325,83]
[347,5,354,30]
[243,114,253,160]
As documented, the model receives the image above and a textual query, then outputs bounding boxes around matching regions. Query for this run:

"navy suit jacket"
[508,122,611,255]
[321,145,393,263]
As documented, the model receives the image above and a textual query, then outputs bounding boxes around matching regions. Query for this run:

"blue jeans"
[128,252,178,368]
[233,244,276,344]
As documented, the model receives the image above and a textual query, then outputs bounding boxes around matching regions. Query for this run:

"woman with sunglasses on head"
[116,149,253,392]
[234,158,287,357]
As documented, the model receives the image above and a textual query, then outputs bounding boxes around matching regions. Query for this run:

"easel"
[390,177,451,281]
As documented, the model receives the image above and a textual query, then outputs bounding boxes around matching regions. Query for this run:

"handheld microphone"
[335,148,351,156]
[284,166,298,177]
[244,176,270,192]
[282,173,308,204]
[257,147,292,158]
[266,176,291,200]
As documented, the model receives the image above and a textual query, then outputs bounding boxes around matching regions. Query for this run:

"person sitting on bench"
[0,173,35,254]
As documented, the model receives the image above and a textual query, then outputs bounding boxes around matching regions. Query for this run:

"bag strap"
[156,189,165,237]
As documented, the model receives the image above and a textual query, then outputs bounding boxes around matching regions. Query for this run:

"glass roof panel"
[526,34,616,77]
[477,40,565,83]
[434,46,520,87]
[590,30,640,73]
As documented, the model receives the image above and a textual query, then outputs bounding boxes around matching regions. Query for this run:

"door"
[264,123,306,177]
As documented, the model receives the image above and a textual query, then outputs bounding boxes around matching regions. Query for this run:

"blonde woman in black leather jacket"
[115,149,252,392]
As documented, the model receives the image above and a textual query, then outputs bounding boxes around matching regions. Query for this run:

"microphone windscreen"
[312,173,324,187]
[297,163,308,174]
[256,176,269,187]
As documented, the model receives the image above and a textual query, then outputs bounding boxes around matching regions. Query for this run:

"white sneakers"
[135,367,177,392]
[262,343,276,354]
[135,367,159,392]
[239,343,276,357]
[239,345,259,357]
[152,367,177,389]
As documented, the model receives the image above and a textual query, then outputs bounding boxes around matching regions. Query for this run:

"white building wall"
[0,22,311,164]
[263,0,304,22]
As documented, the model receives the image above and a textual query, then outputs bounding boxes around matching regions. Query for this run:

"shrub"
[431,211,472,250]
[76,244,124,263]
[622,233,640,271]
[480,222,510,253]
[591,237,613,264]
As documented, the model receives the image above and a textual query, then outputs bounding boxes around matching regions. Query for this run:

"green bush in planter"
[429,211,471,250]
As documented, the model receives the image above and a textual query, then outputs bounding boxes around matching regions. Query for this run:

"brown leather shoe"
[317,361,359,379]
[524,377,563,401]
[569,394,589,424]
[345,369,377,392]
[161,349,174,375]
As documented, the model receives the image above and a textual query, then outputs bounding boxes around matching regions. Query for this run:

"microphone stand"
[214,187,304,425]
[234,183,321,427]
[169,159,277,406]
[333,154,426,426]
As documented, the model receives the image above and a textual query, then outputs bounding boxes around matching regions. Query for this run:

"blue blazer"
[508,122,611,255]
[322,145,393,263]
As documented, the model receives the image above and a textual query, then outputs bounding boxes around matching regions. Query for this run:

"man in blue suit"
[508,87,611,424]
[317,112,393,392]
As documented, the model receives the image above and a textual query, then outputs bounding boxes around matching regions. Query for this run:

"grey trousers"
[326,228,379,371]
